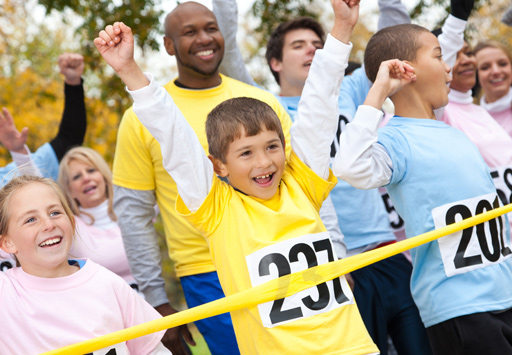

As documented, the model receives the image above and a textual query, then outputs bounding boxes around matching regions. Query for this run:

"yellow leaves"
[0,67,121,168]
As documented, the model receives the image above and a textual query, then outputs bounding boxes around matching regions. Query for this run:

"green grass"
[189,324,212,355]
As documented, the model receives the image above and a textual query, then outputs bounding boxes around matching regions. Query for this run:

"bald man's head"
[163,2,224,86]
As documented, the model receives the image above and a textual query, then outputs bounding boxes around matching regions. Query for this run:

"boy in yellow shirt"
[94,0,378,354]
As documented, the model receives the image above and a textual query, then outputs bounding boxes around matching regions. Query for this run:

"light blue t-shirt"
[0,143,59,186]
[278,73,396,251]
[379,116,512,327]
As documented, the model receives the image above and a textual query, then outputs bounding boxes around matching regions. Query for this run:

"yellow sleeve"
[113,107,156,190]
[287,151,338,211]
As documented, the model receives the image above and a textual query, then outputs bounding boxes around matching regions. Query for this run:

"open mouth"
[304,61,312,67]
[39,237,62,247]
[195,49,215,59]
[83,186,96,194]
[253,173,274,186]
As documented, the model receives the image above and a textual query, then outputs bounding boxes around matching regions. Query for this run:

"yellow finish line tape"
[42,203,512,355]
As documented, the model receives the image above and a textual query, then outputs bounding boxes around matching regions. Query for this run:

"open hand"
[0,108,28,154]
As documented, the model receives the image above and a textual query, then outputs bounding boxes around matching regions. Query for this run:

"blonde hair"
[0,176,76,266]
[58,147,116,224]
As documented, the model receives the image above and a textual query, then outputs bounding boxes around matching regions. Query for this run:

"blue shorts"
[180,271,240,355]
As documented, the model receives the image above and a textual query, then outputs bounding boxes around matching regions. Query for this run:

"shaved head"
[162,1,224,87]
[164,2,213,38]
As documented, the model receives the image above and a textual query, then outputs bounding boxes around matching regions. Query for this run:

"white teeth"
[39,237,61,247]
[196,49,213,56]
[255,174,271,180]
[490,78,504,84]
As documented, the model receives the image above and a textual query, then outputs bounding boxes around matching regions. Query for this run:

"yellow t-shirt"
[113,75,292,277]
[177,152,378,355]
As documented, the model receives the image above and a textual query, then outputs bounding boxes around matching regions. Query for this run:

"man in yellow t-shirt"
[96,0,376,351]
[112,3,291,355]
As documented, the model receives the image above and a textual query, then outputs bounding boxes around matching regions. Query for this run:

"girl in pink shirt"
[0,175,169,354]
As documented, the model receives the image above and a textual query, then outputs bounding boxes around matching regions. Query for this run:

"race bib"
[379,187,405,233]
[0,251,15,272]
[246,232,353,328]
[84,344,129,355]
[491,167,512,209]
[433,193,512,277]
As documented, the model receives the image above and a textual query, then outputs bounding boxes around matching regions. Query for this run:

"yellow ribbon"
[42,203,512,355]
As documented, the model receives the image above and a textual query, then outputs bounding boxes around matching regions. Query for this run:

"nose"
[490,62,501,74]
[42,217,57,232]
[196,29,213,45]
[306,42,317,55]
[255,151,272,169]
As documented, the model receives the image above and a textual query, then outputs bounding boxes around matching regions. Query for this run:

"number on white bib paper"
[433,193,512,277]
[247,233,353,328]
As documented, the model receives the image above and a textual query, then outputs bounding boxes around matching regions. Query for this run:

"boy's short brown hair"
[266,17,325,85]
[206,97,285,163]
[364,24,430,83]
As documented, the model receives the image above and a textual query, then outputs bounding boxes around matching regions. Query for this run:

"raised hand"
[331,0,360,44]
[450,0,474,21]
[58,53,84,86]
[364,59,416,109]
[94,22,148,90]
[375,59,416,97]
[0,108,28,154]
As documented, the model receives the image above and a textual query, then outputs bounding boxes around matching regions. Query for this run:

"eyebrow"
[289,39,323,46]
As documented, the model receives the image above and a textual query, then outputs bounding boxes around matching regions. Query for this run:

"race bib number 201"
[433,193,512,277]
[246,232,353,328]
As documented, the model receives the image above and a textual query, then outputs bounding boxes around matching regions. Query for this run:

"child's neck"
[21,261,79,278]
[392,92,437,120]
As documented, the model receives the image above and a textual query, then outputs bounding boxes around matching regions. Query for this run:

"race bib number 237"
[433,193,512,277]
[246,232,353,328]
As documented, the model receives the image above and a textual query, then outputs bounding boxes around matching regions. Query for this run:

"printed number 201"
[258,239,348,325]
[446,196,512,269]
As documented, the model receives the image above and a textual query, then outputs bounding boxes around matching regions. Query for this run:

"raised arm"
[50,53,87,161]
[378,0,411,30]
[333,60,416,188]
[438,0,474,70]
[213,0,256,86]
[94,22,213,212]
[0,108,43,176]
[291,0,358,179]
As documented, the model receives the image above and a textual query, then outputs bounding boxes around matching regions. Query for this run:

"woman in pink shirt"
[474,41,512,137]
[58,147,140,291]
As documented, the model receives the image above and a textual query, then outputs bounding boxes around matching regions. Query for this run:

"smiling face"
[450,41,477,93]
[67,159,107,209]
[164,2,224,87]
[409,32,452,110]
[0,182,74,277]
[476,46,512,103]
[270,28,323,96]
[214,127,286,200]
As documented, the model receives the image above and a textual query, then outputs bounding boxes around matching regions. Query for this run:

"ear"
[0,236,17,254]
[270,57,283,74]
[163,36,176,56]
[208,155,229,177]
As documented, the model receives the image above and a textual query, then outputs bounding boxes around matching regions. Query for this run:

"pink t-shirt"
[444,92,512,225]
[71,216,136,285]
[0,259,164,354]
[443,100,512,168]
